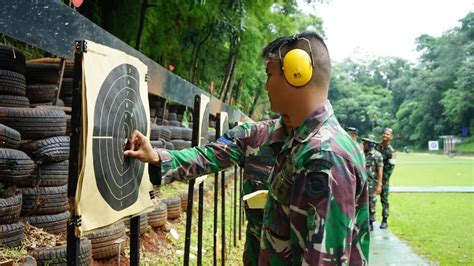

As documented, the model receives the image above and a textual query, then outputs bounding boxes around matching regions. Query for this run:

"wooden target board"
[76,40,154,234]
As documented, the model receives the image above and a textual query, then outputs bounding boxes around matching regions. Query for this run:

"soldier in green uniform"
[362,135,383,231]
[125,31,370,265]
[347,127,359,142]
[376,128,396,229]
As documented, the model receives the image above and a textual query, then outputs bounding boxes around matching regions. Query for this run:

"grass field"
[385,193,474,265]
[391,153,474,186]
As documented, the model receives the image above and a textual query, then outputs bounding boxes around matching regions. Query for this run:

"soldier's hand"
[124,130,160,165]
[375,184,382,195]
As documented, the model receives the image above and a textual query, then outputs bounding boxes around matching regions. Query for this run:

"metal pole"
[221,171,226,265]
[130,216,140,266]
[66,40,84,266]
[197,182,204,265]
[184,95,202,266]
[238,166,243,240]
[233,166,237,247]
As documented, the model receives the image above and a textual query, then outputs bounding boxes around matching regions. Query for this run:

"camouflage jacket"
[259,100,369,265]
[364,148,383,182]
[376,144,395,180]
[148,118,286,264]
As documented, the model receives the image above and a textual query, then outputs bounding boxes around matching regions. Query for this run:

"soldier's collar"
[269,118,287,146]
[294,100,334,143]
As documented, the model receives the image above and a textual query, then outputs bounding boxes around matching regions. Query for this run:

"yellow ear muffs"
[282,48,313,87]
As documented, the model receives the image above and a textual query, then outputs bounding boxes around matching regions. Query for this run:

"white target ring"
[92,64,148,211]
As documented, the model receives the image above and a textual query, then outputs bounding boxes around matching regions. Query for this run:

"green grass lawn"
[455,138,474,154]
[386,193,474,265]
[391,153,474,186]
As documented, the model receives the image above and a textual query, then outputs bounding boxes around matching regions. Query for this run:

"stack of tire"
[124,213,149,235]
[148,201,167,228]
[29,238,92,265]
[84,222,126,260]
[17,135,70,235]
[167,111,192,150]
[0,44,29,108]
[163,196,181,220]
[150,123,173,150]
[0,51,70,235]
[25,57,74,107]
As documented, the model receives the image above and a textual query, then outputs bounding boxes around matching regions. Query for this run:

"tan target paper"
[76,40,153,235]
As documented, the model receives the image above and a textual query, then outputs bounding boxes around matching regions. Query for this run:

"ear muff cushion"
[282,49,313,87]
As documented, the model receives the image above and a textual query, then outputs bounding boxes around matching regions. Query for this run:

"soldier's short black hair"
[262,31,331,87]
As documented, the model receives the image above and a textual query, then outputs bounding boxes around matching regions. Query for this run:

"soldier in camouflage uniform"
[125,31,370,265]
[362,135,383,231]
[346,127,359,142]
[376,128,396,229]
[128,118,287,265]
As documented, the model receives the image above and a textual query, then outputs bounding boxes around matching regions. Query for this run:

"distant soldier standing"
[346,127,359,142]
[362,135,383,231]
[376,128,396,229]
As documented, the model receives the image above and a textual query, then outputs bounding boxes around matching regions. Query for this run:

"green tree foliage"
[76,0,323,120]
[330,12,473,148]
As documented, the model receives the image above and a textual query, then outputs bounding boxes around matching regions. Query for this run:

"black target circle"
[92,64,148,211]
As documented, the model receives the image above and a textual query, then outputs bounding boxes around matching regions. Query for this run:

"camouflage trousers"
[368,179,377,221]
[243,209,263,266]
[381,179,390,218]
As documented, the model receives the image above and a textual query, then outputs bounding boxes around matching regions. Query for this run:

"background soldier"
[347,126,359,142]
[362,135,384,231]
[376,128,396,229]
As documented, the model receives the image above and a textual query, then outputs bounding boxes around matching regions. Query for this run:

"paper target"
[92,64,148,211]
[195,94,210,146]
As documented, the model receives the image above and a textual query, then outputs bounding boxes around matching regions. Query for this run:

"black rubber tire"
[0,70,26,96]
[168,126,182,140]
[0,123,21,149]
[0,148,35,184]
[168,113,177,121]
[27,58,74,78]
[20,136,70,163]
[170,139,191,150]
[163,197,181,219]
[181,128,192,141]
[180,192,188,212]
[84,222,125,260]
[59,78,73,97]
[0,192,22,224]
[21,185,68,216]
[150,123,160,140]
[0,94,29,107]
[17,160,69,187]
[124,213,148,235]
[0,222,24,248]
[150,140,166,149]
[29,237,91,265]
[26,84,57,103]
[0,44,26,75]
[24,211,70,235]
[168,120,181,127]
[26,63,60,84]
[0,107,66,140]
[60,96,72,107]
[148,201,167,228]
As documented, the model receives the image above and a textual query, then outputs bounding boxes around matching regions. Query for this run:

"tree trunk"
[219,34,240,102]
[190,24,214,84]
[135,0,148,51]
[248,93,260,118]
[232,77,244,105]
